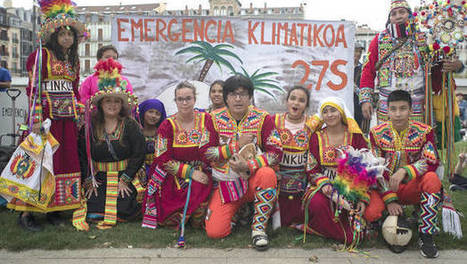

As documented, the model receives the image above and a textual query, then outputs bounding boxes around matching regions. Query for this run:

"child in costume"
[272,86,318,229]
[8,0,89,231]
[365,90,442,258]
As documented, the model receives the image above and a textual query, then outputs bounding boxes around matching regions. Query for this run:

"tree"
[175,41,242,82]
[235,67,285,105]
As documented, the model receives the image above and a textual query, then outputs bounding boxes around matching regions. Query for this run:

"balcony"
[0,51,9,56]
[0,36,9,41]
[12,38,19,43]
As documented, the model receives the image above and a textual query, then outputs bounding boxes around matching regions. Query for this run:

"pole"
[32,0,37,50]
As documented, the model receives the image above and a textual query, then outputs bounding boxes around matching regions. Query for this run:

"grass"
[1,142,467,252]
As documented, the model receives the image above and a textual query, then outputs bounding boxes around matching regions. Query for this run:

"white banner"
[112,16,355,115]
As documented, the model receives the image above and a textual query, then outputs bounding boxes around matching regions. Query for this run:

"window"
[228,6,233,16]
[98,28,103,41]
[221,6,226,16]
[85,44,90,56]
[0,30,7,41]
[85,59,90,73]
[213,7,218,16]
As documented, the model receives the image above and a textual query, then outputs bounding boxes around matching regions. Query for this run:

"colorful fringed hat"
[390,0,410,12]
[38,0,89,43]
[332,147,386,205]
[90,58,137,108]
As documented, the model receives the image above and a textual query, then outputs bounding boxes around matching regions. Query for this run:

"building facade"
[75,3,166,76]
[1,0,39,77]
[0,7,8,69]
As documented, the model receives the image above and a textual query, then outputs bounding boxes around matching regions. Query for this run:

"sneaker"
[449,184,467,192]
[18,213,42,232]
[450,174,467,186]
[252,230,269,251]
[46,212,65,226]
[419,233,439,258]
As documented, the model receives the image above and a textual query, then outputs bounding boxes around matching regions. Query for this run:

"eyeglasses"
[227,92,250,99]
[175,96,194,103]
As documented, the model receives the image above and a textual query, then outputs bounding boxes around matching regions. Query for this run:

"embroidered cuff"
[361,193,370,205]
[248,156,267,175]
[315,176,330,186]
[382,191,398,205]
[77,102,85,115]
[120,172,132,184]
[359,87,373,104]
[222,142,239,159]
[179,164,193,179]
[402,165,417,182]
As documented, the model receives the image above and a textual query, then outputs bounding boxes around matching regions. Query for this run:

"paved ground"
[0,248,466,264]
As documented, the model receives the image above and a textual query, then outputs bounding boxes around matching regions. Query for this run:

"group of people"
[0,0,466,260]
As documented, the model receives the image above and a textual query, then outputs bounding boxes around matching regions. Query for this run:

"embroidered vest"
[377,30,428,90]
[42,48,78,120]
[275,113,312,193]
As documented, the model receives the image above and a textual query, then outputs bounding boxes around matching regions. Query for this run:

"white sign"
[112,16,355,115]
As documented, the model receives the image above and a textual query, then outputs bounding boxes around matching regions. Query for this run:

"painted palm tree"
[175,41,243,82]
[236,67,285,105]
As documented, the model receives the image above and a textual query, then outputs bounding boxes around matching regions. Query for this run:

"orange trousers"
[205,167,277,239]
[365,171,442,222]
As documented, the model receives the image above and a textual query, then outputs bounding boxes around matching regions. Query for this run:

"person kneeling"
[365,90,442,258]
[204,75,282,251]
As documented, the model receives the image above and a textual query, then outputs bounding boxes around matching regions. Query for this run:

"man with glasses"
[203,75,282,251]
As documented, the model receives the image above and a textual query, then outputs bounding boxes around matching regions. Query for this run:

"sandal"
[252,230,269,251]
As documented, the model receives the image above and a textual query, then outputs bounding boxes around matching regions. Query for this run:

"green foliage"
[175,41,243,74]
[1,142,466,251]
[235,67,286,101]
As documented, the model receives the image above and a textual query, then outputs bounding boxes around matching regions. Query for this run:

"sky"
[6,0,421,31]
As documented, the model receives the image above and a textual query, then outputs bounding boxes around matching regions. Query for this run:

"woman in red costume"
[304,97,368,244]
[9,0,89,231]
[142,82,216,232]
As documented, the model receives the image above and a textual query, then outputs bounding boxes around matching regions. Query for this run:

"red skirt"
[156,174,212,226]
[306,192,353,243]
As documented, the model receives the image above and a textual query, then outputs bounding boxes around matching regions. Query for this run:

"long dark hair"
[45,26,79,70]
[92,97,130,142]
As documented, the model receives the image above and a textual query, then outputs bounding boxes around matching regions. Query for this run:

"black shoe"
[388,245,407,254]
[18,213,42,232]
[46,212,65,226]
[419,233,439,258]
[450,174,467,186]
[449,184,467,192]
